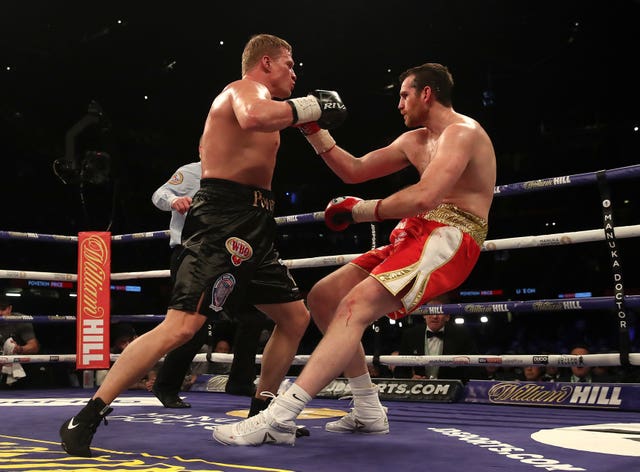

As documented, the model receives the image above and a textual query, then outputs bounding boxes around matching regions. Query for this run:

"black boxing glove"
[324,196,382,231]
[286,90,347,130]
[310,90,347,129]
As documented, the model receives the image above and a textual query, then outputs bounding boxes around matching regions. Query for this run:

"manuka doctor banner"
[464,380,640,411]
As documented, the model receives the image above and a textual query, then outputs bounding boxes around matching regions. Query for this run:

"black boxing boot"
[60,397,113,457]
[152,383,191,408]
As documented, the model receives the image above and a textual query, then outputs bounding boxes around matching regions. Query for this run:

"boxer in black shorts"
[151,163,271,407]
[60,33,346,456]
[172,178,302,313]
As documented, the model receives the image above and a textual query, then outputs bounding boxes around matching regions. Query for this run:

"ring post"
[596,171,631,367]
[76,232,112,385]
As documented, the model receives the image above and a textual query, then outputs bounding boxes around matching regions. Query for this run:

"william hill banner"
[76,231,111,369]
[465,380,640,411]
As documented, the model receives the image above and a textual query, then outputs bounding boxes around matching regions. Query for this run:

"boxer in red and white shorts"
[212,62,497,447]
[351,203,487,320]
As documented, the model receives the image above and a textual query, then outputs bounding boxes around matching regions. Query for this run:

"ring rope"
[2,224,638,281]
[2,164,638,244]
[2,295,639,324]
[1,165,638,374]
[2,353,639,368]
[493,163,640,196]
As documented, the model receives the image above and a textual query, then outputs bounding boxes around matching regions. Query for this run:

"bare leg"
[297,277,400,397]
[307,265,397,381]
[254,300,309,398]
[210,283,396,446]
[93,309,206,403]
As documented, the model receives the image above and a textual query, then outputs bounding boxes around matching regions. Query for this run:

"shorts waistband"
[417,203,488,246]
[199,178,275,214]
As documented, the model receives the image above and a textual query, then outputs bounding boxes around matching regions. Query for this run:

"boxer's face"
[269,48,297,99]
[398,75,423,128]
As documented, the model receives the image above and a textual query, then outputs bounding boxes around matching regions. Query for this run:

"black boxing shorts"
[169,178,303,317]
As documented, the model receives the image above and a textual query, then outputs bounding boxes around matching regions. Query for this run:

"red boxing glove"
[324,196,363,231]
[297,122,321,136]
[325,196,383,231]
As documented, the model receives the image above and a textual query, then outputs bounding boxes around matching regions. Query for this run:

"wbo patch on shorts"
[225,237,253,266]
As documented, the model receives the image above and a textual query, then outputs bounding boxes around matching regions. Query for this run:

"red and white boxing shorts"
[350,204,488,320]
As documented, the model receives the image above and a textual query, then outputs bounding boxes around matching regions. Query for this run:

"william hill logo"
[488,383,622,407]
[569,385,622,406]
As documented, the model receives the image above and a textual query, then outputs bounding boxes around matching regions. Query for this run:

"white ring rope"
[2,353,639,368]
[3,164,638,244]
[2,224,638,281]
[1,165,637,374]
[482,224,640,252]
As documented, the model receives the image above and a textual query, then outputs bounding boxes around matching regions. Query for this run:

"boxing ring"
[1,164,640,471]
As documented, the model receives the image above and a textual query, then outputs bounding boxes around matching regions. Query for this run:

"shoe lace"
[335,395,388,419]
[236,391,300,436]
[100,406,113,426]
[337,395,356,413]
[258,391,277,401]
[232,391,277,436]
[88,407,113,434]
[235,408,271,435]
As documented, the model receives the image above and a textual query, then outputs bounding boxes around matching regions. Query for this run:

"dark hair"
[570,343,590,353]
[399,63,454,106]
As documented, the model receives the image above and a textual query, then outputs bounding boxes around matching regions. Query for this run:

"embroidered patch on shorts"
[209,273,236,312]
[225,237,253,266]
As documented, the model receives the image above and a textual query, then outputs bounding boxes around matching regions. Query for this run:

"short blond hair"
[241,33,292,76]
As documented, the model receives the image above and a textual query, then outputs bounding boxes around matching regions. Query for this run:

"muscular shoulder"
[224,78,270,99]
[440,119,494,160]
[212,80,271,118]
[393,128,428,149]
[443,117,490,143]
[443,118,481,138]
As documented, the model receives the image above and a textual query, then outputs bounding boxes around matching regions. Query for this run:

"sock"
[348,372,375,390]
[347,374,384,417]
[270,384,311,423]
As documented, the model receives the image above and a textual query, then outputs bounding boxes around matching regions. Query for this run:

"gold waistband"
[417,204,488,246]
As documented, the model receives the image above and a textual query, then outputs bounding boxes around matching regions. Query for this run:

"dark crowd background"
[1,1,639,371]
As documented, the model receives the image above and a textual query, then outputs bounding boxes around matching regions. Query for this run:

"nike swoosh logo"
[67,418,79,430]
[292,393,305,403]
